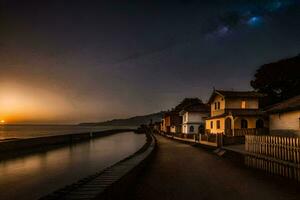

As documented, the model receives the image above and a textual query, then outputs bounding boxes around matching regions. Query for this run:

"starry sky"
[0,0,299,124]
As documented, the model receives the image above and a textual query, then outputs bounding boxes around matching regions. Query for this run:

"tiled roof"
[266,95,300,113]
[216,90,265,98]
[182,103,210,113]
[208,90,265,104]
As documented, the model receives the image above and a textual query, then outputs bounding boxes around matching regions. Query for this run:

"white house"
[179,104,209,134]
[267,95,300,137]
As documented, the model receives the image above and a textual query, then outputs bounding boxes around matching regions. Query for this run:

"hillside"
[79,112,164,126]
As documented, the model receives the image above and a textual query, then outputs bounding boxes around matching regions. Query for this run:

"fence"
[245,135,300,181]
[199,133,222,147]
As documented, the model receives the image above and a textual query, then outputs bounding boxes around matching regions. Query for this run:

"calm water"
[0,125,137,140]
[0,132,145,200]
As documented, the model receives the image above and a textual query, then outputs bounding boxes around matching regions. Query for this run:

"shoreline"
[0,129,135,161]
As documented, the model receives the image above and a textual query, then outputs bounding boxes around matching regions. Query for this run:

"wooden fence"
[245,135,300,181]
[200,133,222,147]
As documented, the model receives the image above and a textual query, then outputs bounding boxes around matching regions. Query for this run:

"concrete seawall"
[40,132,156,200]
[0,129,135,159]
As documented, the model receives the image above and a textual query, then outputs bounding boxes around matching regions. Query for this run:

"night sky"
[0,0,299,123]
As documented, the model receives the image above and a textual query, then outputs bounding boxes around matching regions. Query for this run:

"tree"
[250,54,300,107]
[174,98,203,112]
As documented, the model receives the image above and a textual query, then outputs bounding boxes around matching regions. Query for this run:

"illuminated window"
[210,121,213,129]
[241,101,246,109]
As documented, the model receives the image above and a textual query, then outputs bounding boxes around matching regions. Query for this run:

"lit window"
[210,121,213,129]
[241,101,246,109]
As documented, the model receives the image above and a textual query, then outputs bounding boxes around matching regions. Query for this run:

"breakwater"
[40,132,156,200]
[0,129,135,159]
[0,131,145,200]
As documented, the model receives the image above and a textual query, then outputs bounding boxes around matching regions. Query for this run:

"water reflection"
[0,132,145,200]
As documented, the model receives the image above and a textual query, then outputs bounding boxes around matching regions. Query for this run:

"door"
[225,118,232,136]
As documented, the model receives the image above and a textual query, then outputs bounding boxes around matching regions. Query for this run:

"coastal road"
[130,134,300,200]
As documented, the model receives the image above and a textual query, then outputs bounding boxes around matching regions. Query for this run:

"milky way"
[208,0,299,38]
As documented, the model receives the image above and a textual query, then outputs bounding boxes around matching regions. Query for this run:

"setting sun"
[0,120,5,123]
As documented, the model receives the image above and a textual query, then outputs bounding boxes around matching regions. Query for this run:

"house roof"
[266,95,300,113]
[208,89,265,104]
[206,109,265,120]
[163,110,179,118]
[179,103,210,115]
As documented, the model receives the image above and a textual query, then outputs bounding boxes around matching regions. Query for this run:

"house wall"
[182,124,202,134]
[161,119,167,132]
[183,112,206,123]
[269,111,300,136]
[170,126,176,133]
[226,98,259,109]
[205,118,225,134]
[233,116,260,129]
[165,116,171,127]
[211,95,226,116]
[206,116,265,134]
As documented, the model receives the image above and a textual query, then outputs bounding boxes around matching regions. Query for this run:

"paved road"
[130,134,300,200]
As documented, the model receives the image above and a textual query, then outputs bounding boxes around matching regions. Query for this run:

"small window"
[190,126,194,132]
[217,102,220,109]
[241,101,246,109]
[210,121,213,129]
[214,102,217,110]
[217,120,220,129]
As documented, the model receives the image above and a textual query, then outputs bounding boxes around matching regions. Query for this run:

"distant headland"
[78,112,165,126]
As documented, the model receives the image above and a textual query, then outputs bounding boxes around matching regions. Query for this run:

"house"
[163,111,182,133]
[153,121,162,133]
[205,90,266,136]
[160,118,166,132]
[179,103,210,134]
[267,95,300,137]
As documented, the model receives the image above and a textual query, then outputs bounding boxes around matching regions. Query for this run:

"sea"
[0,125,137,140]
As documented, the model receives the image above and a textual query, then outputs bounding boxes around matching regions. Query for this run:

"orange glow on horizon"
[0,82,79,124]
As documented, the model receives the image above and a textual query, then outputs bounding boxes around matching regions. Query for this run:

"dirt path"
[130,134,300,200]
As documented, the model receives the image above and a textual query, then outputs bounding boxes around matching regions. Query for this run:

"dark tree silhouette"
[251,54,300,107]
[174,98,203,112]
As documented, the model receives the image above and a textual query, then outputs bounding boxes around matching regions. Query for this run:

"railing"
[200,133,222,147]
[173,133,196,140]
[200,133,216,143]
[245,135,300,181]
